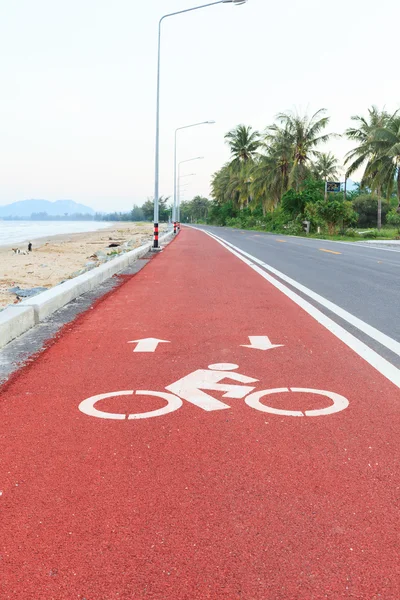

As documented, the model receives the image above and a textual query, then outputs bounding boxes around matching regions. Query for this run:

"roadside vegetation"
[32,106,399,239]
[180,106,400,240]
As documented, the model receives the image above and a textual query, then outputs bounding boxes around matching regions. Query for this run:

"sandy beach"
[0,222,166,309]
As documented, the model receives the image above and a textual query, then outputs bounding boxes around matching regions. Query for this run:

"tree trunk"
[377,186,382,230]
[324,180,328,201]
[397,170,400,213]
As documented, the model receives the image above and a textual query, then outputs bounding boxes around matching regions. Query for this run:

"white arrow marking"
[128,338,170,353]
[241,336,284,351]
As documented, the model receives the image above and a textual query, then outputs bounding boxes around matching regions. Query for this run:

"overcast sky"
[0,0,398,211]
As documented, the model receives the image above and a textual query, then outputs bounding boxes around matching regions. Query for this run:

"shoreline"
[0,224,115,251]
[0,221,112,249]
[0,222,164,309]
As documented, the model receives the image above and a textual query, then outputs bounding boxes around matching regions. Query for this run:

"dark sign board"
[327,181,341,193]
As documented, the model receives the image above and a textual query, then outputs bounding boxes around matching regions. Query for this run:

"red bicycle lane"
[1,227,399,599]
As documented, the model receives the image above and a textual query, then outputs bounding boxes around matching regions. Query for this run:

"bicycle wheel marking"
[78,390,182,420]
[245,388,349,417]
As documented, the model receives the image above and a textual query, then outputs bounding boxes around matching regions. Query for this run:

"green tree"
[307,196,357,235]
[141,199,154,221]
[281,179,324,218]
[224,124,261,169]
[352,194,390,228]
[313,152,341,199]
[226,163,253,209]
[141,196,171,221]
[130,205,144,221]
[250,127,293,214]
[370,113,400,212]
[191,196,211,221]
[211,164,233,205]
[208,200,238,226]
[180,196,211,222]
[268,109,332,191]
[387,209,400,226]
[344,106,391,229]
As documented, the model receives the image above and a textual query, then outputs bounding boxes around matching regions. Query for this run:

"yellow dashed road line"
[319,248,342,255]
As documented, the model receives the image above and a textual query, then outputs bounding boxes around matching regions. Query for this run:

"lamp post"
[178,172,196,193]
[174,121,215,233]
[153,0,248,248]
[177,176,196,220]
[177,157,204,228]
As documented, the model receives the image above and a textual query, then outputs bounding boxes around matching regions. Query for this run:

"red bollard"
[153,222,159,248]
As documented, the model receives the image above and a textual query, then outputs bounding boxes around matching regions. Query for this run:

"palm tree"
[249,156,276,215]
[345,106,391,228]
[262,125,293,203]
[268,109,332,191]
[211,164,232,205]
[224,125,261,169]
[313,152,341,199]
[250,132,292,214]
[344,106,389,179]
[370,114,400,213]
[226,163,253,209]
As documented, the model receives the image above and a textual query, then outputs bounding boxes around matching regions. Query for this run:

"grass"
[305,228,400,242]
[218,223,400,242]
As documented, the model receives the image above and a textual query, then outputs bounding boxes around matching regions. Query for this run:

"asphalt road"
[195,225,400,366]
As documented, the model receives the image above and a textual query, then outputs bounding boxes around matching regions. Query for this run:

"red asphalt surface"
[1,228,400,599]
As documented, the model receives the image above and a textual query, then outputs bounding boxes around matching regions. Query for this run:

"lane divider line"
[198,229,400,390]
[200,229,400,359]
[319,248,341,255]
[217,228,400,254]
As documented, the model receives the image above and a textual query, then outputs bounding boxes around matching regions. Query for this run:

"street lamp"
[178,176,196,200]
[178,174,197,197]
[153,0,248,248]
[174,121,215,230]
[177,157,204,227]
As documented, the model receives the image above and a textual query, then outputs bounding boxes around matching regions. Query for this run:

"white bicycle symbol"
[78,363,349,420]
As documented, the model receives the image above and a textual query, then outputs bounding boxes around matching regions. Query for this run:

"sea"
[0,220,111,247]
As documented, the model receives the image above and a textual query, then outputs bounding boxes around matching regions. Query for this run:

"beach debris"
[108,242,121,248]
[90,250,107,260]
[40,264,48,268]
[68,269,87,279]
[84,261,97,270]
[12,248,29,255]
[8,286,48,299]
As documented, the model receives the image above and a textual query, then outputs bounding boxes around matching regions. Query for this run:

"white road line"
[202,230,400,358]
[332,241,400,253]
[222,229,400,253]
[198,229,400,390]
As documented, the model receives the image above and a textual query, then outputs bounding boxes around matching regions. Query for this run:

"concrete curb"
[357,239,400,245]
[0,306,36,349]
[0,230,175,349]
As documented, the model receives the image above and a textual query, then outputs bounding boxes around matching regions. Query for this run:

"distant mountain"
[0,199,95,218]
